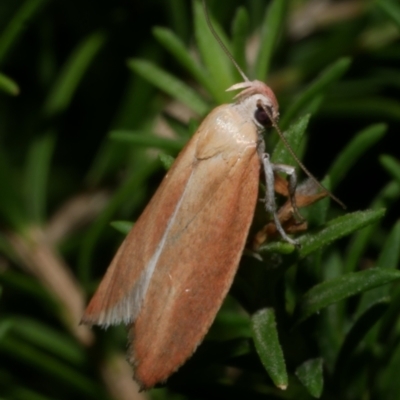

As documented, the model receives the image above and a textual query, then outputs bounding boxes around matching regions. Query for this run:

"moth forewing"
[82,102,268,389]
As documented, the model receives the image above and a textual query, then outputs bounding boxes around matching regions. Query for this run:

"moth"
[82,1,340,390]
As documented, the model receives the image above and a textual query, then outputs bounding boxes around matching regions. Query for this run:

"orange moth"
[82,1,339,390]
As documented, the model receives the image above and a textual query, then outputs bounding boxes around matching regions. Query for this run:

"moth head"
[227,80,280,128]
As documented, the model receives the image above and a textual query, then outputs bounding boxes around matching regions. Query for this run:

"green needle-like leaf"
[231,7,249,80]
[376,0,400,30]
[153,27,216,97]
[357,221,400,315]
[298,209,386,258]
[296,269,400,324]
[0,72,19,95]
[295,358,324,398]
[12,318,85,366]
[251,308,288,390]
[254,0,286,81]
[44,32,105,117]
[334,301,389,374]
[281,58,351,128]
[0,149,27,230]
[193,0,234,103]
[24,134,55,224]
[0,319,13,342]
[0,0,48,64]
[128,59,209,115]
[0,337,103,398]
[110,130,186,152]
[380,154,400,184]
[272,113,310,165]
[344,183,400,273]
[110,221,133,235]
[329,124,387,189]
[159,153,175,170]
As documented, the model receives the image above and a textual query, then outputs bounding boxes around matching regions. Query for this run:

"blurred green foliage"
[1,0,400,399]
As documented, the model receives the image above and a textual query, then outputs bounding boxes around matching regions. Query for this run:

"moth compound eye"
[255,105,273,127]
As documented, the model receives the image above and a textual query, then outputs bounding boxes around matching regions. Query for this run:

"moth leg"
[272,163,304,223]
[261,153,298,246]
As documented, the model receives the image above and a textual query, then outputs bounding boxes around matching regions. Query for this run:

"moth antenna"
[202,0,249,83]
[260,103,347,209]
